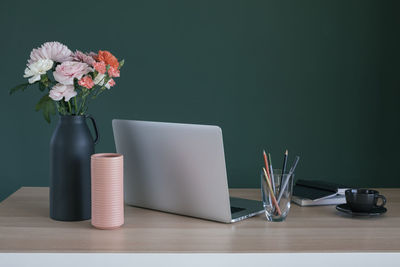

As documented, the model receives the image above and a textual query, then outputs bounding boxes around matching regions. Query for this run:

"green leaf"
[48,99,56,115]
[43,109,50,123]
[35,94,50,111]
[35,94,55,123]
[118,59,125,69]
[9,83,30,95]
[43,101,55,123]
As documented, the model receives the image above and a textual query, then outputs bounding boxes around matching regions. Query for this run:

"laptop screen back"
[112,119,232,223]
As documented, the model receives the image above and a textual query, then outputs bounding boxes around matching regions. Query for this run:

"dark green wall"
[1,0,399,201]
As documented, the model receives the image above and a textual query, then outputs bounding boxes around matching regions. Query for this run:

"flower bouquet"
[10,41,124,221]
[10,41,124,122]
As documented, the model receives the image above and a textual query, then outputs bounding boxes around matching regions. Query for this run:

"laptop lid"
[112,119,233,223]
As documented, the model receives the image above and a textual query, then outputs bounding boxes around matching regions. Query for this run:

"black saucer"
[336,203,387,216]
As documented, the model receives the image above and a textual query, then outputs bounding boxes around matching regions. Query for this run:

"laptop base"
[230,197,264,223]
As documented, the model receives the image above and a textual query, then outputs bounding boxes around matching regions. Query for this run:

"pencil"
[263,150,272,184]
[262,167,282,216]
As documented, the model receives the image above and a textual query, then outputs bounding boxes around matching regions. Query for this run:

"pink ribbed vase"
[91,153,124,230]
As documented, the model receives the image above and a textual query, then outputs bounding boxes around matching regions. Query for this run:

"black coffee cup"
[345,189,386,212]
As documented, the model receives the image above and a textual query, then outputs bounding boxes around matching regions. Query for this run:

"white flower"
[23,59,53,84]
[28,41,73,65]
[93,73,111,89]
[49,83,77,102]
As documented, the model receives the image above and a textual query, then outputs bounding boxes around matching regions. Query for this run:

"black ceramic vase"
[49,115,99,221]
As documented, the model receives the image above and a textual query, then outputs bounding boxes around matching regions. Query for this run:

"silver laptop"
[112,119,263,223]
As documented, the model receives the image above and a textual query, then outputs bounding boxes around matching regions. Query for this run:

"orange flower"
[96,50,119,69]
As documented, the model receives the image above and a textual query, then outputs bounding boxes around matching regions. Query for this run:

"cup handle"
[375,195,387,208]
[85,115,99,145]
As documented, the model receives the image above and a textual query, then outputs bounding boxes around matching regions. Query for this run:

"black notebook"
[293,179,349,201]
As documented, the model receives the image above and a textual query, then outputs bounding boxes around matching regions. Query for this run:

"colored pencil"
[263,150,272,184]
[262,167,282,216]
[277,156,300,203]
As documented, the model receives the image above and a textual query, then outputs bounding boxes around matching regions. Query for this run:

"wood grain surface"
[0,187,399,253]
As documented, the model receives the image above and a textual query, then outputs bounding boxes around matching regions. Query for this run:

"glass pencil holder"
[261,169,294,222]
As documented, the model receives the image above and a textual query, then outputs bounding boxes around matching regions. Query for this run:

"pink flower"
[78,76,94,89]
[88,51,97,57]
[108,79,116,87]
[108,66,120,77]
[53,61,93,85]
[49,84,77,102]
[93,61,106,74]
[73,50,96,66]
[28,41,73,65]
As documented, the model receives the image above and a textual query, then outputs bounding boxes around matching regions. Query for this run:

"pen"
[279,149,288,193]
[268,153,275,193]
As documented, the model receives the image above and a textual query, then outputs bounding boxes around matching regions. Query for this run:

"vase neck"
[59,115,86,124]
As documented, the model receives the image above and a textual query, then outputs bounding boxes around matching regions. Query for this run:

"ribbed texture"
[91,153,124,229]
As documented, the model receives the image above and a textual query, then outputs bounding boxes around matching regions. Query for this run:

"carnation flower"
[28,41,73,65]
[96,50,119,69]
[93,61,106,74]
[93,73,114,89]
[23,59,53,84]
[78,75,94,89]
[87,52,97,58]
[108,67,120,78]
[53,61,93,85]
[108,79,116,87]
[49,84,77,101]
[73,50,96,66]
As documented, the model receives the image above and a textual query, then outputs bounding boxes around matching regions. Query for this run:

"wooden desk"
[0,187,399,253]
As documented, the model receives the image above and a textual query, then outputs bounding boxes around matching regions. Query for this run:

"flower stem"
[68,101,72,114]
[91,75,108,98]
[58,101,66,115]
[74,97,78,115]
[79,97,87,115]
